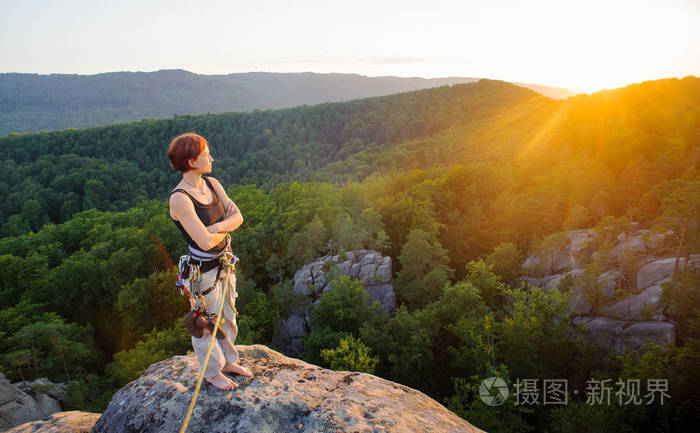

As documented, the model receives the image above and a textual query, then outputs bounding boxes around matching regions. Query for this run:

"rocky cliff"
[0,374,69,431]
[280,250,396,356]
[520,227,699,352]
[90,345,483,433]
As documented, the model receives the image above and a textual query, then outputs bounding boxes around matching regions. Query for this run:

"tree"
[303,276,388,365]
[485,242,524,285]
[320,335,378,374]
[105,317,191,387]
[284,215,328,268]
[0,312,100,382]
[654,178,700,273]
[531,232,568,276]
[395,229,454,310]
[564,205,593,230]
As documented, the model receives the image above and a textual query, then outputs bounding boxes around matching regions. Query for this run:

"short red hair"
[167,132,208,172]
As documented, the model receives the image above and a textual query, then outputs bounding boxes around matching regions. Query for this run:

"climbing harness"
[178,251,239,433]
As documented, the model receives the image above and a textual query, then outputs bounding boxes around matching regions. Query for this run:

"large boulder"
[576,317,627,352]
[292,250,395,314]
[609,234,647,266]
[596,270,623,299]
[14,378,67,418]
[522,251,577,277]
[278,314,308,356]
[636,256,700,291]
[566,229,598,261]
[575,317,676,353]
[91,345,484,433]
[639,230,676,254]
[5,411,100,433]
[516,275,560,289]
[546,269,592,316]
[599,285,666,321]
[621,322,676,351]
[0,373,47,431]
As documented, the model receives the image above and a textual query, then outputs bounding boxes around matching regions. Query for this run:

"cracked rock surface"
[6,411,100,433]
[91,345,483,433]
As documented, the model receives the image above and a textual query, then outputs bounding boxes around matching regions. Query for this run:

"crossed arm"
[169,178,243,251]
[206,177,243,234]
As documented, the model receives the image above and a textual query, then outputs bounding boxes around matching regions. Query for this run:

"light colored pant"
[188,266,239,378]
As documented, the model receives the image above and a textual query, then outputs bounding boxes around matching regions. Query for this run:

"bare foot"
[222,363,253,377]
[205,373,238,390]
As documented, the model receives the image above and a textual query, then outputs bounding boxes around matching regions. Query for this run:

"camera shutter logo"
[479,377,509,406]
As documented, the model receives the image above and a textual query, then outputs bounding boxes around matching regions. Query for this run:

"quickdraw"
[176,251,239,316]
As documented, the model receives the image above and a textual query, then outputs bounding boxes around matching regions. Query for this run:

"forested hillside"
[0,76,698,432]
[0,70,575,135]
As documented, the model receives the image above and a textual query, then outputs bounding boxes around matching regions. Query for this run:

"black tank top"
[169,176,227,254]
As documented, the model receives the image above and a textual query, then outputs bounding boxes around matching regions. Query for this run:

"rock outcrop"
[92,345,483,433]
[293,250,395,313]
[282,250,396,356]
[520,225,698,353]
[5,411,100,433]
[0,373,62,431]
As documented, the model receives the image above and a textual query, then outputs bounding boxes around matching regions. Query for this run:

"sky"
[0,0,698,93]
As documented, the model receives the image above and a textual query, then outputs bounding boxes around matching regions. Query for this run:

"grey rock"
[349,262,361,279]
[91,345,484,433]
[600,285,666,321]
[553,252,578,275]
[521,254,541,275]
[569,294,592,316]
[359,262,378,285]
[280,315,307,340]
[35,392,62,417]
[376,257,393,284]
[545,269,591,315]
[0,373,47,430]
[366,284,397,315]
[643,230,676,254]
[293,265,313,296]
[621,322,675,351]
[284,251,397,357]
[313,272,327,293]
[579,317,627,352]
[359,251,379,267]
[523,238,580,276]
[279,315,310,357]
[338,260,352,275]
[546,275,563,291]
[15,378,67,403]
[567,229,598,259]
[291,250,396,314]
[577,317,676,353]
[597,270,623,298]
[517,275,561,289]
[546,268,584,291]
[610,235,647,266]
[636,257,696,291]
[6,411,100,433]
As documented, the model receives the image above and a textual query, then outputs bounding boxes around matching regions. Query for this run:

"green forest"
[0,77,698,432]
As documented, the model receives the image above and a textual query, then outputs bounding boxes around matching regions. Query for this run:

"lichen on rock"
[91,345,483,433]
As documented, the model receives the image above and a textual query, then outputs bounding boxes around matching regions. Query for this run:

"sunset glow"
[0,0,698,93]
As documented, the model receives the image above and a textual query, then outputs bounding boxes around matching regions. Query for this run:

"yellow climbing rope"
[179,253,237,433]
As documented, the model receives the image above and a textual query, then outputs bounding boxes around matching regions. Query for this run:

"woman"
[167,132,252,390]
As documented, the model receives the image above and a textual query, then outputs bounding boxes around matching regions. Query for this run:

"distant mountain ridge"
[0,70,575,135]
